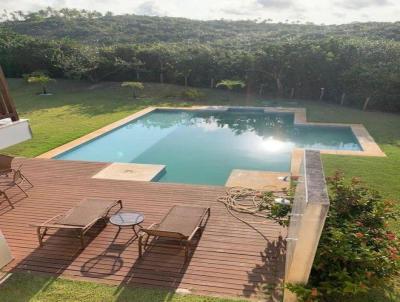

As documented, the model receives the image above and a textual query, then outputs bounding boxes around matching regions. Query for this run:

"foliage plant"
[216,80,246,91]
[287,172,400,302]
[121,81,144,99]
[261,191,292,227]
[26,71,54,95]
[181,88,204,100]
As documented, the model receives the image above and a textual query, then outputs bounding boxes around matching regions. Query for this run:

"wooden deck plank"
[0,158,286,301]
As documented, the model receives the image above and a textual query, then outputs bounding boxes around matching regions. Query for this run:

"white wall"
[0,119,32,150]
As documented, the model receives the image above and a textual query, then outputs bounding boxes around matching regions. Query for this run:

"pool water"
[56,109,361,185]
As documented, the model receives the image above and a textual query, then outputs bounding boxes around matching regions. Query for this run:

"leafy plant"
[216,80,246,91]
[121,81,144,99]
[181,88,204,100]
[260,191,292,226]
[216,80,246,101]
[26,71,54,95]
[287,172,400,302]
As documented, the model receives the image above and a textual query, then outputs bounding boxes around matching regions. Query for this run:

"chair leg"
[184,241,190,263]
[79,231,85,248]
[22,173,33,188]
[1,191,14,209]
[4,193,15,209]
[144,234,150,249]
[15,183,28,197]
[37,227,44,247]
[139,234,150,258]
[138,234,143,258]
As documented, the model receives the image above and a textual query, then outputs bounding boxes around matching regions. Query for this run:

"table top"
[109,212,144,226]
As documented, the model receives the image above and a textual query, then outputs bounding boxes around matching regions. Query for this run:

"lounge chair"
[139,205,210,262]
[0,169,33,198]
[0,189,13,209]
[34,198,123,248]
[0,154,32,191]
[0,154,13,176]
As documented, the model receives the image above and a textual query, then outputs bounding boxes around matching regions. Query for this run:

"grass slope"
[2,79,400,301]
[0,272,245,302]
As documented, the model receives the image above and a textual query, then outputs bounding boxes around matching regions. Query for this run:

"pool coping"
[37,106,386,176]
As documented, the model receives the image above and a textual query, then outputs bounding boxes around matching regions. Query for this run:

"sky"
[1,0,399,24]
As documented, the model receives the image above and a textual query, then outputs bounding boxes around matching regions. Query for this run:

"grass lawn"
[0,272,246,302]
[2,79,400,301]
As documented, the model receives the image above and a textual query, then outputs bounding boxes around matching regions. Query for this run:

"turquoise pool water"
[56,109,361,185]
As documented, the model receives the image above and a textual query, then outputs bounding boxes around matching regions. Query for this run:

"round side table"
[109,212,144,237]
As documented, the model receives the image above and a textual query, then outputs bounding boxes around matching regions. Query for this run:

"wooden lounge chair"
[0,169,33,198]
[0,154,32,192]
[139,205,210,262]
[0,154,13,176]
[35,198,123,248]
[0,189,13,209]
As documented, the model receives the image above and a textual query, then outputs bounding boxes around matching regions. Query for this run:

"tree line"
[2,8,400,45]
[0,9,399,112]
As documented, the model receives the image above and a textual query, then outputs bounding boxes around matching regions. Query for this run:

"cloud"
[0,0,399,24]
[335,0,393,9]
[135,1,161,16]
[256,0,294,9]
[220,8,251,16]
[222,0,295,17]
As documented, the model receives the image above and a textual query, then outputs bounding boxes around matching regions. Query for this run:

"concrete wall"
[284,150,330,302]
[0,230,13,269]
[0,119,32,149]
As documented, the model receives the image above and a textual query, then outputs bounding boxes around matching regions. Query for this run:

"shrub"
[181,88,204,100]
[216,80,246,91]
[261,191,292,227]
[25,71,55,95]
[121,81,144,99]
[287,172,400,302]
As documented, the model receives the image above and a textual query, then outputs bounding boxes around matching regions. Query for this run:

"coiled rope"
[217,187,290,240]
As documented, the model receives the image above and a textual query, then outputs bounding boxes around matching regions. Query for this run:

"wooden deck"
[0,158,286,301]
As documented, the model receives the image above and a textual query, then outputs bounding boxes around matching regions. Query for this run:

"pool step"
[92,162,166,182]
[225,169,290,192]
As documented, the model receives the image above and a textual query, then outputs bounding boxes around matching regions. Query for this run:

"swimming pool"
[55,108,361,185]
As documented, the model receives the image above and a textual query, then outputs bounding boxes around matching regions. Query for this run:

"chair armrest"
[188,226,201,241]
[103,199,123,217]
[38,214,65,225]
[0,168,12,175]
[30,214,66,228]
[144,223,158,230]
[31,223,83,230]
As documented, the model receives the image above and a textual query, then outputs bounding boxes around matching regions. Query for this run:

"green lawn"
[2,79,400,301]
[0,272,246,302]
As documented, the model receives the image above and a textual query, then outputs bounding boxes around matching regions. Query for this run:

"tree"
[121,81,144,99]
[53,43,100,81]
[254,45,291,97]
[26,72,54,94]
[175,47,195,87]
[139,44,174,84]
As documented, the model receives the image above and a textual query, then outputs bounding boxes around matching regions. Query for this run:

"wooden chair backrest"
[0,66,19,121]
[0,154,13,171]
